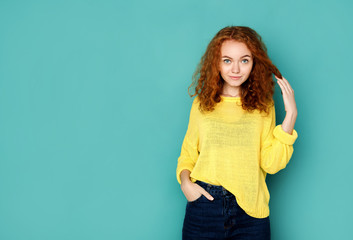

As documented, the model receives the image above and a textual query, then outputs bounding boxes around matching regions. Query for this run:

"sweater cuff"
[273,125,298,145]
[176,163,194,184]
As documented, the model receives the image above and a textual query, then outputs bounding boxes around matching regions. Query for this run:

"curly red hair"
[188,26,282,115]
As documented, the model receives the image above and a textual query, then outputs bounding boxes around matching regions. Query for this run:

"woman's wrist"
[180,169,192,187]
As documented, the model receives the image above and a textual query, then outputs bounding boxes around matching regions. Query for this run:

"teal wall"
[1,0,352,239]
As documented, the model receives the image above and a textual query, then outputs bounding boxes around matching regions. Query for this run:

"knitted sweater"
[176,95,298,218]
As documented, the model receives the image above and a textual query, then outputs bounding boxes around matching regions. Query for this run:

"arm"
[260,105,298,174]
[176,98,200,184]
[180,169,192,184]
[176,98,214,201]
[275,75,298,135]
[281,111,297,134]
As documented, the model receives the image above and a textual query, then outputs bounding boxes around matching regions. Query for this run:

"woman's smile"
[229,76,241,79]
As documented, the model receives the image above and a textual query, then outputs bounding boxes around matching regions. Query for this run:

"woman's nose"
[232,62,240,73]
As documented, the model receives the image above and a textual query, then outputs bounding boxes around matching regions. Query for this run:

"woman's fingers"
[280,79,292,94]
[183,182,214,202]
[281,77,294,93]
[182,181,202,202]
[198,186,214,201]
[188,192,202,202]
[275,75,297,114]
[275,76,286,92]
[276,76,293,94]
[276,77,285,95]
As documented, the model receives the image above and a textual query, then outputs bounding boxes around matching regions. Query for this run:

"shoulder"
[193,96,200,104]
[190,96,202,116]
[191,96,201,109]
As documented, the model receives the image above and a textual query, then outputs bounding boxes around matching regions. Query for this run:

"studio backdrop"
[0,0,352,239]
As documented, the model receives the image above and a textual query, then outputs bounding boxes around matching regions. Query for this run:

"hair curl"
[188,26,282,115]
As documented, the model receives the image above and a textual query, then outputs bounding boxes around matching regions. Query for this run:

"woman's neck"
[220,93,240,97]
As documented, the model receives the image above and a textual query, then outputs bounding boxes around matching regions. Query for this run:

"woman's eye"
[223,59,231,64]
[242,59,249,63]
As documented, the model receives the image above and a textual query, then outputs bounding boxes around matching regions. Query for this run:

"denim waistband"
[195,180,233,197]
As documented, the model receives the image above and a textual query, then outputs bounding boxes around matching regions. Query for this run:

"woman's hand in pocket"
[181,181,214,202]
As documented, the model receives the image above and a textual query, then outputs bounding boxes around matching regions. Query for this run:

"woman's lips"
[230,76,241,79]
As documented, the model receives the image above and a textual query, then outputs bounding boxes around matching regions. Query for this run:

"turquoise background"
[1,0,352,239]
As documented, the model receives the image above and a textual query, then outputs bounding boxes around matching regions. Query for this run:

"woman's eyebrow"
[221,55,252,59]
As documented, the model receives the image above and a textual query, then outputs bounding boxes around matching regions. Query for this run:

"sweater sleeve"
[260,104,298,174]
[176,98,200,184]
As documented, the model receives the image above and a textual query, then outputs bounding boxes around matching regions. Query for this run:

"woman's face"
[219,40,253,93]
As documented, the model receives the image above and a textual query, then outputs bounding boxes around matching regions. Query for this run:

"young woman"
[176,26,298,240]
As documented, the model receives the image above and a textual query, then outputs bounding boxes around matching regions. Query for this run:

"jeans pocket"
[187,194,204,204]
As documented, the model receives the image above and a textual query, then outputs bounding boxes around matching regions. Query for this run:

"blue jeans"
[182,180,271,240]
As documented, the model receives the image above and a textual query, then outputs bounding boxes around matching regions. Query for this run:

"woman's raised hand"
[275,75,297,115]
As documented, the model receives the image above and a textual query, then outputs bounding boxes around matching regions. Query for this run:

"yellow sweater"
[176,95,298,218]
